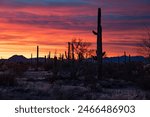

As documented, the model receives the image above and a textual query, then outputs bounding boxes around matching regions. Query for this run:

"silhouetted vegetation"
[92,8,103,79]
[0,72,16,86]
[139,31,150,62]
[0,8,150,100]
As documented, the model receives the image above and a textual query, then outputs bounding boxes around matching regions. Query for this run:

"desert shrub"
[50,85,89,99]
[0,63,9,72]
[43,61,53,71]
[0,72,16,86]
[135,63,150,90]
[4,62,28,76]
[102,62,145,82]
[136,75,150,90]
[61,61,72,71]
[80,62,97,83]
[144,64,150,74]
[102,63,120,79]
[13,63,28,76]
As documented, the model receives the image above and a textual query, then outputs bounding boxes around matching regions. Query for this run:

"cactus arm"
[92,30,98,35]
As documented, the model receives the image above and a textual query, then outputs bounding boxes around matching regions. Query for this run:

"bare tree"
[72,38,95,60]
[140,32,150,58]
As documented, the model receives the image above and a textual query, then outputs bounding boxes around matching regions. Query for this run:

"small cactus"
[71,43,75,60]
[124,51,126,64]
[68,42,71,60]
[36,46,39,71]
[61,54,64,61]
[65,51,68,59]
[65,42,74,60]
[129,54,131,63]
[44,55,47,63]
[48,51,51,60]
[53,56,58,77]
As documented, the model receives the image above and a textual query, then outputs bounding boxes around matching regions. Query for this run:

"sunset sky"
[0,0,150,58]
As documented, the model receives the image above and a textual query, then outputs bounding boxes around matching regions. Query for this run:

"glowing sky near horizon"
[0,0,150,58]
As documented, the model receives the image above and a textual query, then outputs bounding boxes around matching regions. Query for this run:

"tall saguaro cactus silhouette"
[92,8,103,79]
[36,46,39,71]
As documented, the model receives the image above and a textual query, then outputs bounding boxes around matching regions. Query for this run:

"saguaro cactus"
[44,55,47,63]
[61,54,64,61]
[129,54,131,63]
[71,42,75,60]
[36,46,39,71]
[65,51,68,59]
[68,42,71,60]
[53,56,58,78]
[65,42,71,60]
[92,8,103,79]
[48,51,51,60]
